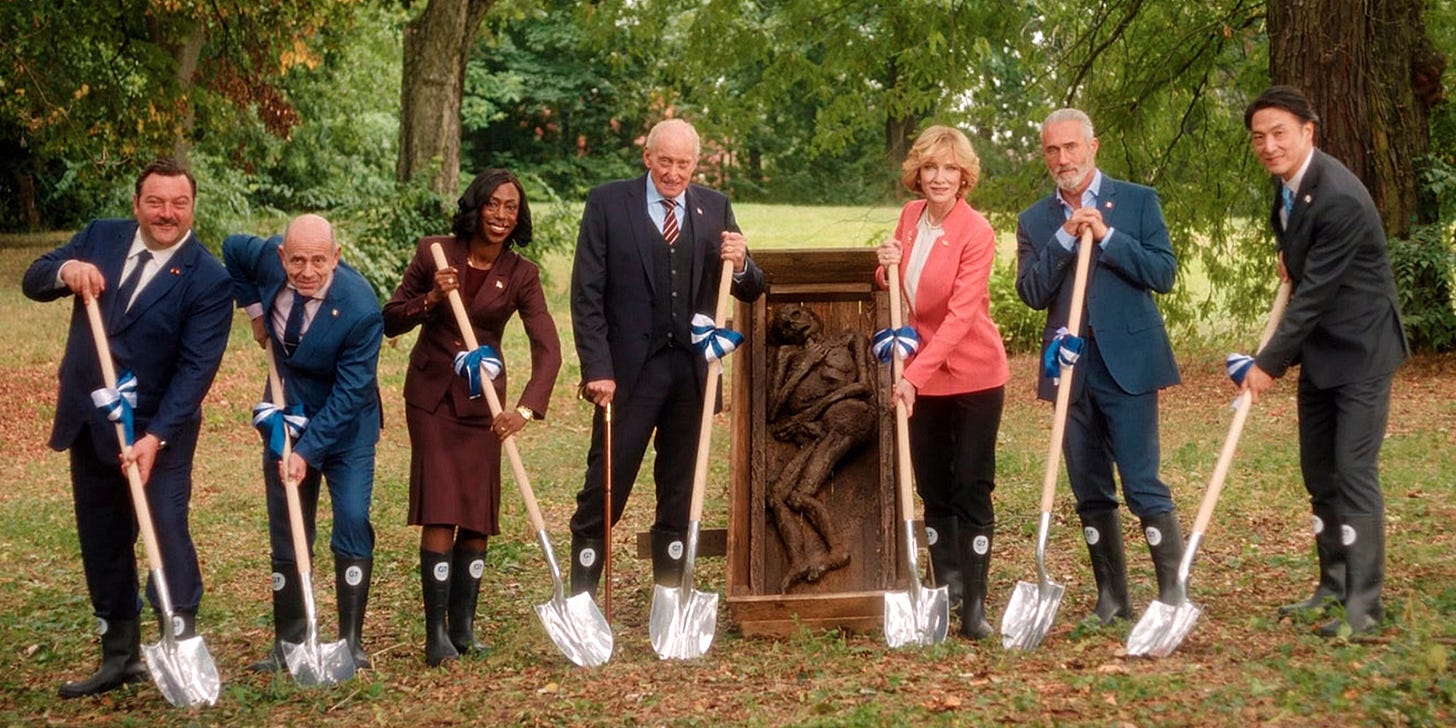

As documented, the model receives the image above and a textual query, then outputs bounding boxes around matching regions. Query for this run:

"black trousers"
[570,346,702,537]
[907,386,1005,530]
[1297,370,1394,519]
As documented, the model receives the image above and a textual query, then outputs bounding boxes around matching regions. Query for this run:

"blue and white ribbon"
[91,370,138,446]
[251,402,308,458]
[1226,352,1255,386]
[690,313,744,363]
[1040,327,1085,384]
[453,345,504,398]
[872,326,920,363]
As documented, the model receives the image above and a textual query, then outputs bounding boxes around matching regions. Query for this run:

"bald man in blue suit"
[1016,108,1184,626]
[224,214,384,670]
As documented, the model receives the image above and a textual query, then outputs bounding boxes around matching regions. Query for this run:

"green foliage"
[344,178,451,303]
[990,259,1044,356]
[1389,224,1456,352]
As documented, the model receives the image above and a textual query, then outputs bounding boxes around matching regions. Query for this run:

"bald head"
[279,213,340,297]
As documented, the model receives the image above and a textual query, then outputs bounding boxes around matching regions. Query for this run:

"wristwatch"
[515,405,535,422]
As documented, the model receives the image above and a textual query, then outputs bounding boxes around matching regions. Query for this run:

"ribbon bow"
[691,313,744,363]
[453,345,504,398]
[872,325,921,363]
[91,370,138,446]
[1040,327,1086,384]
[1226,353,1255,386]
[251,402,309,458]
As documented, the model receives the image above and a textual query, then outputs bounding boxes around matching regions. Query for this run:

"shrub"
[1389,223,1456,353]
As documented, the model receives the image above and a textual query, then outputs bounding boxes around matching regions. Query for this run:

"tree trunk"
[1267,0,1442,237]
[398,0,493,195]
[170,22,205,166]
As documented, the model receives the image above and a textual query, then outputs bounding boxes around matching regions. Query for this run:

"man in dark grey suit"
[1016,108,1184,626]
[23,159,233,696]
[1242,85,1408,637]
[568,118,765,598]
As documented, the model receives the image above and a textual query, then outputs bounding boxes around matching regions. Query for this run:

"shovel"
[1127,280,1292,657]
[83,297,220,707]
[880,262,950,648]
[648,259,738,660]
[429,243,612,667]
[261,341,356,685]
[603,401,614,622]
[1001,227,1095,651]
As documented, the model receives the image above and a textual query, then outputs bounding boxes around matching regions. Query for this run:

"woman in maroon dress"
[383,169,562,666]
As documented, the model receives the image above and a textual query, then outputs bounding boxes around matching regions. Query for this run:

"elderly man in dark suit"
[223,214,384,668]
[22,159,233,697]
[568,118,766,597]
[1242,86,1408,637]
[1016,108,1184,626]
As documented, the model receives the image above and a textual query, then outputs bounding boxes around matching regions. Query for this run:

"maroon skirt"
[405,398,502,535]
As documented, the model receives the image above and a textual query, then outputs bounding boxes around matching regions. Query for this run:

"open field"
[1,217,1453,726]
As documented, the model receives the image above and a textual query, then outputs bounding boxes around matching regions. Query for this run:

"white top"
[904,210,941,308]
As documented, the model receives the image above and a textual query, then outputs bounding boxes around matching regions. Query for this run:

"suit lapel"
[102,226,134,328]
[685,188,705,304]
[116,234,196,332]
[627,177,657,295]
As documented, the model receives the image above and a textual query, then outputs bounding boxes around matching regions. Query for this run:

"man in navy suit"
[1242,86,1408,637]
[22,159,233,697]
[1016,108,1184,625]
[568,118,765,596]
[223,214,384,668]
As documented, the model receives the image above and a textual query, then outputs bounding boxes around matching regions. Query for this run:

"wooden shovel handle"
[687,260,736,524]
[429,243,548,534]
[264,340,315,580]
[83,297,171,612]
[1038,228,1095,514]
[1188,280,1292,536]
[885,263,917,523]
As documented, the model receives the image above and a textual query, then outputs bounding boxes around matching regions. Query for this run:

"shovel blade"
[648,584,718,660]
[142,635,220,708]
[1126,599,1203,658]
[281,637,356,687]
[1000,578,1065,651]
[883,584,950,648]
[534,592,614,668]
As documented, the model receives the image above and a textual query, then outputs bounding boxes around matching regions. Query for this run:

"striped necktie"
[661,199,680,246]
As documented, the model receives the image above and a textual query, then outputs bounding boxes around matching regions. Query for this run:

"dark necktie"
[1281,186,1295,227]
[661,199,680,246]
[113,250,153,315]
[283,290,308,356]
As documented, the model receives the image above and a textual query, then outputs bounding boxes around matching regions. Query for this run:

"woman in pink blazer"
[876,125,1010,639]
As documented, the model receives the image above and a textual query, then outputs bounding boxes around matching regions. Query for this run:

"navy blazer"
[223,234,383,465]
[1254,150,1408,388]
[22,219,233,459]
[570,175,766,405]
[1015,175,1181,401]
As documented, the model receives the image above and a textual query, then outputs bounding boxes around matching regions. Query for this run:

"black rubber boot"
[569,535,606,598]
[650,527,687,587]
[58,617,147,698]
[1081,510,1131,624]
[1140,511,1185,604]
[420,550,458,666]
[336,556,373,669]
[957,523,994,640]
[1280,505,1347,616]
[925,517,964,611]
[249,561,307,672]
[1320,514,1384,637]
[448,548,491,655]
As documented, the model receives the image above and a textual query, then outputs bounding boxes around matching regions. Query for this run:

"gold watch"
[515,405,535,422]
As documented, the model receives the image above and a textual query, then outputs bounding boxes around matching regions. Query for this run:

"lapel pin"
[695,207,703,215]
[495,279,504,289]
[169,267,181,275]
[1303,194,1312,204]
[1104,201,1113,209]
[331,309,339,318]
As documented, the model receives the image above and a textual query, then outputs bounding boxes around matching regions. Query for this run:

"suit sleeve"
[146,262,233,444]
[382,239,440,338]
[1015,212,1074,311]
[221,234,277,310]
[293,309,385,465]
[513,264,562,417]
[1097,189,1177,294]
[723,200,766,302]
[903,218,997,390]
[570,193,614,383]
[22,221,102,302]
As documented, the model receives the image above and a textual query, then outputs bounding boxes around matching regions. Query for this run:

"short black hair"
[135,158,196,198]
[452,168,532,247]
[1244,85,1320,130]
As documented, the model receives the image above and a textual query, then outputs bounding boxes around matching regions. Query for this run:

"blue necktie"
[1281,186,1295,224]
[113,250,153,315]
[283,290,308,356]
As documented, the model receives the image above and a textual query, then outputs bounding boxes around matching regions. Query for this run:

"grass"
[1,208,1454,726]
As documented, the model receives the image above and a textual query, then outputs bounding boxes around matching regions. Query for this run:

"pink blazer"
[884,198,1009,397]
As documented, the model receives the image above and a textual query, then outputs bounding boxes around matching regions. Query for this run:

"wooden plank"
[727,591,886,637]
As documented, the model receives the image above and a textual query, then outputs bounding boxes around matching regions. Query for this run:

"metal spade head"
[142,634,220,708]
[999,577,1065,651]
[281,632,356,687]
[1127,599,1203,658]
[883,583,950,648]
[535,591,614,668]
[648,584,719,660]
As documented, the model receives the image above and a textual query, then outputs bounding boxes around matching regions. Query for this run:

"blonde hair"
[900,125,981,198]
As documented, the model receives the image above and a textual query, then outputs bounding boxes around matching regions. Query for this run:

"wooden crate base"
[727,590,886,638]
